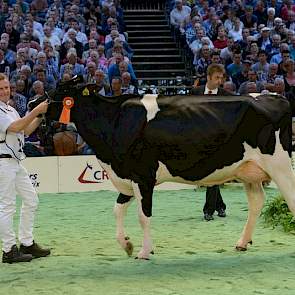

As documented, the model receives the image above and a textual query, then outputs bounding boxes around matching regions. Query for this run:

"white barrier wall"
[22,156,192,193]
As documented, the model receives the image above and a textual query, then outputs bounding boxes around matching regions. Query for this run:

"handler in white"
[0,73,50,263]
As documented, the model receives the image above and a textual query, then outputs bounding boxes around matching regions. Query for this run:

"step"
[132,54,182,62]
[124,15,166,21]
[133,48,179,55]
[128,36,174,43]
[126,24,170,31]
[124,10,166,15]
[129,42,177,49]
[128,30,171,37]
[136,69,187,78]
[133,61,185,70]
[124,19,167,25]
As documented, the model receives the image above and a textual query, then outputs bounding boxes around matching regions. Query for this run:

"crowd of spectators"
[169,0,295,96]
[0,0,138,156]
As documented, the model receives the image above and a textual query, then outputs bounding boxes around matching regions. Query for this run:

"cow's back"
[142,94,292,181]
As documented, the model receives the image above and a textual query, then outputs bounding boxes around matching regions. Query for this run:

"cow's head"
[28,75,84,123]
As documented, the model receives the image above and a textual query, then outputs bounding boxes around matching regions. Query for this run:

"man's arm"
[7,101,48,134]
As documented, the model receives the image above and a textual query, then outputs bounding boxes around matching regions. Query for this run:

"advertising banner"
[22,156,59,193]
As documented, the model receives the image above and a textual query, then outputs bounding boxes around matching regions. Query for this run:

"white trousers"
[0,158,39,253]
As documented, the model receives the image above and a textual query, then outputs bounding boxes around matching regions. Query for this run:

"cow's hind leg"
[236,182,265,251]
[114,193,135,256]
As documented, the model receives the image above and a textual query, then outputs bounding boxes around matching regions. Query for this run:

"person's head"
[282,49,290,62]
[223,81,236,93]
[246,81,257,93]
[217,26,226,38]
[274,17,283,27]
[119,61,128,74]
[242,60,252,71]
[258,50,267,63]
[274,77,285,94]
[250,42,259,53]
[248,70,257,82]
[233,52,242,64]
[88,39,97,49]
[67,51,77,64]
[36,69,46,82]
[95,70,105,84]
[269,63,278,76]
[1,33,9,43]
[121,71,131,86]
[206,63,225,89]
[62,72,72,82]
[32,80,44,95]
[36,51,47,65]
[111,77,122,95]
[67,28,77,41]
[261,27,271,38]
[211,51,221,64]
[4,20,13,33]
[175,0,183,11]
[110,30,119,40]
[89,49,99,62]
[0,73,10,103]
[267,7,275,18]
[201,44,210,58]
[20,65,31,79]
[86,61,97,74]
[0,39,8,51]
[233,17,241,30]
[272,34,281,47]
[242,28,250,40]
[284,58,294,73]
[97,45,105,56]
[69,18,80,32]
[245,6,253,16]
[43,25,52,37]
[196,28,205,39]
[16,79,25,93]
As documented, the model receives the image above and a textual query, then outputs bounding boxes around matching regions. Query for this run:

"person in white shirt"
[0,73,51,263]
[170,0,191,28]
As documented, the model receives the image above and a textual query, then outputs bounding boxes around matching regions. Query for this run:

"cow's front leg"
[236,182,265,251]
[132,182,154,260]
[114,193,135,256]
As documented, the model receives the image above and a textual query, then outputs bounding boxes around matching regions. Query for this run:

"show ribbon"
[59,97,74,124]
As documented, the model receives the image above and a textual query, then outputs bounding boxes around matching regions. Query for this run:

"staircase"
[124,10,187,85]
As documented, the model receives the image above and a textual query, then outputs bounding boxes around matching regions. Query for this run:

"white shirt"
[0,101,25,160]
[204,85,218,94]
[170,6,191,27]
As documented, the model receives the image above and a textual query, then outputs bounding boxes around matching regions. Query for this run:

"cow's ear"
[113,101,147,161]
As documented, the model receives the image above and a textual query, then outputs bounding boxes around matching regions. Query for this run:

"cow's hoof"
[135,256,150,260]
[150,250,154,255]
[125,241,134,257]
[235,240,253,251]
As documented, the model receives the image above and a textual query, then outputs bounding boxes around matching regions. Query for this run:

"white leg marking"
[140,94,160,122]
[114,198,135,256]
[236,183,265,250]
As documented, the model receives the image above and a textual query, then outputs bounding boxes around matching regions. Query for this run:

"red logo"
[78,163,109,184]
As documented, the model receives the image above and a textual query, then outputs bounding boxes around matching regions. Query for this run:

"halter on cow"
[30,76,295,260]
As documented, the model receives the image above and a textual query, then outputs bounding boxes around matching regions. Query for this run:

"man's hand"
[34,100,49,115]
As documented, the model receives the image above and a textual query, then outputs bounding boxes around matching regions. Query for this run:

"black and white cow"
[31,78,295,259]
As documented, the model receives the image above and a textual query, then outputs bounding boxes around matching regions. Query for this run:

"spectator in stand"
[227,51,243,77]
[254,0,268,25]
[60,28,83,59]
[257,27,272,50]
[60,50,84,79]
[83,61,97,84]
[239,69,265,94]
[41,25,61,51]
[213,26,228,49]
[273,77,286,96]
[220,37,236,66]
[223,80,237,94]
[244,41,260,63]
[265,33,281,58]
[121,72,137,94]
[33,66,56,92]
[270,43,290,64]
[240,6,258,34]
[194,45,211,85]
[286,11,295,31]
[29,80,45,102]
[0,38,15,65]
[105,37,133,59]
[94,69,110,96]
[238,28,251,51]
[110,76,122,96]
[266,7,276,29]
[63,18,88,46]
[82,39,98,63]
[9,80,27,117]
[106,41,129,59]
[281,0,295,22]
[105,29,126,44]
[232,61,251,89]
[228,17,244,42]
[109,59,137,86]
[170,0,191,30]
[1,19,20,51]
[278,48,291,75]
[10,55,24,82]
[264,63,283,91]
[283,58,295,91]
[251,49,270,82]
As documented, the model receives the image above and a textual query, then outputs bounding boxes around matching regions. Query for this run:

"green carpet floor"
[0,186,294,295]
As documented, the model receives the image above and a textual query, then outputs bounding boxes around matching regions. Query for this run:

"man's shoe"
[204,213,214,221]
[217,209,226,217]
[20,241,51,258]
[2,245,32,264]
